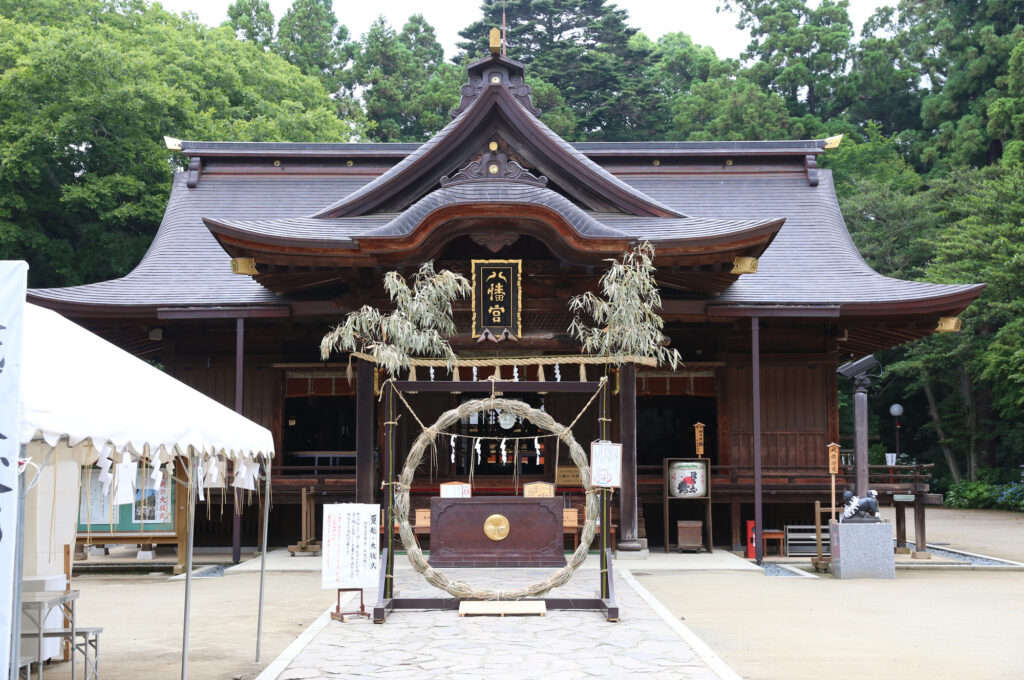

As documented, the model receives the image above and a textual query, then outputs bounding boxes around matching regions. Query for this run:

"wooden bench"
[762,529,785,556]
[21,627,102,680]
[785,525,830,556]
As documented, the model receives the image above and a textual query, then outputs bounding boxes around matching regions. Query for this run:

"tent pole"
[255,460,271,662]
[8,449,26,680]
[180,451,198,680]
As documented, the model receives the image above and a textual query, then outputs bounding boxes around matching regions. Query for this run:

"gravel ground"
[761,564,799,577]
[912,543,1014,566]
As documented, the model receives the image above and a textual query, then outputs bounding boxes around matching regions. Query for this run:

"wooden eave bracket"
[186,156,202,188]
[804,155,819,187]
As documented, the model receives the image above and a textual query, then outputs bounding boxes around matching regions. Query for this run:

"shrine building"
[29,49,983,556]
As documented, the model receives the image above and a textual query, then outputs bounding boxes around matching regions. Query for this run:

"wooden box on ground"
[676,521,704,552]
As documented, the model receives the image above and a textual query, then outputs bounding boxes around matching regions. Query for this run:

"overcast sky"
[156,0,894,61]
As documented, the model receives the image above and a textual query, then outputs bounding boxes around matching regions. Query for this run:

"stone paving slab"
[264,560,731,680]
[229,547,761,575]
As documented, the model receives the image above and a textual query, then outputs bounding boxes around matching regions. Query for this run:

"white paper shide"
[321,503,380,589]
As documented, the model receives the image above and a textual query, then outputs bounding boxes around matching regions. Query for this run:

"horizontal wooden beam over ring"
[391,380,604,393]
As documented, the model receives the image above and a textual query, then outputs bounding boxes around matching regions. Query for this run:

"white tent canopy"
[9,302,275,680]
[19,303,273,464]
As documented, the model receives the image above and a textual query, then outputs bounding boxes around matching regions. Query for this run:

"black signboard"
[472,259,522,338]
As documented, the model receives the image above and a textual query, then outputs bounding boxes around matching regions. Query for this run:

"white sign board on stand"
[0,260,27,677]
[590,441,622,488]
[439,481,472,498]
[321,503,380,589]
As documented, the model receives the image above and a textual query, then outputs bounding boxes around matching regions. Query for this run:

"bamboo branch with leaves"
[320,262,471,377]
[568,241,681,369]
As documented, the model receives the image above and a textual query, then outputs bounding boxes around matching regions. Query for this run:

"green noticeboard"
[78,466,175,534]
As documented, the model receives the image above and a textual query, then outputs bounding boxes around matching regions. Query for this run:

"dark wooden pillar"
[356,360,374,504]
[894,502,908,552]
[751,317,763,564]
[912,494,930,558]
[232,317,244,564]
[618,364,641,551]
[730,498,742,551]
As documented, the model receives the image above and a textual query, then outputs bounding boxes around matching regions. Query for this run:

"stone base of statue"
[830,520,895,579]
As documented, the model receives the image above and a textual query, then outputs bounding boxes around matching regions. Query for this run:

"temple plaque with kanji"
[472,259,521,337]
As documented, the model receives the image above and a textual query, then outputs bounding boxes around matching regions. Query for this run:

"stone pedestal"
[830,520,895,579]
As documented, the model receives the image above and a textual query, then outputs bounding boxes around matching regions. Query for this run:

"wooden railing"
[865,463,934,491]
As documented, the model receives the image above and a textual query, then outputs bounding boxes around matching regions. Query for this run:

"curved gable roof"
[312,83,680,219]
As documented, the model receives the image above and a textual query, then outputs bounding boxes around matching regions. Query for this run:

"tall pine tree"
[458,0,651,140]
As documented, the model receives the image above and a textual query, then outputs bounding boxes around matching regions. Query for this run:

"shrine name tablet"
[428,497,566,568]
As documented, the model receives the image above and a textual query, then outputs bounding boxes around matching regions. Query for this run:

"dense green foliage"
[0,0,362,287]
[350,16,462,143]
[945,480,1024,511]
[3,0,1024,488]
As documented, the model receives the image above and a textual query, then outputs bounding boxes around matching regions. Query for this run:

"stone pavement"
[259,558,739,680]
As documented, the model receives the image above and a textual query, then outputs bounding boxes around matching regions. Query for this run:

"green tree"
[226,0,274,49]
[929,167,1024,422]
[987,40,1024,166]
[888,0,1024,169]
[275,0,355,95]
[720,0,856,120]
[458,0,652,140]
[0,0,363,288]
[669,75,809,141]
[352,15,462,143]
[883,167,1024,483]
[846,7,923,136]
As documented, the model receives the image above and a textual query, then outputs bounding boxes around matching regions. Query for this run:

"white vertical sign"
[590,441,623,488]
[321,503,380,589]
[0,261,28,677]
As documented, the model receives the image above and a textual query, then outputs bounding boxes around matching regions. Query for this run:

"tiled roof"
[624,171,981,306]
[29,174,371,309]
[207,182,777,247]
[311,85,680,218]
[29,150,981,316]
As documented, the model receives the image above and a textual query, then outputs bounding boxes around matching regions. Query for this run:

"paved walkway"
[258,557,741,680]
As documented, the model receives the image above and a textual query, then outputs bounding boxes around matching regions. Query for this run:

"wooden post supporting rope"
[599,379,610,599]
[384,381,396,598]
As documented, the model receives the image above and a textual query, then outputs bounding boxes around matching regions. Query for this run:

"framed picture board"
[77,466,175,534]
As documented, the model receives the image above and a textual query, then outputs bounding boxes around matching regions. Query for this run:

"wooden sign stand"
[330,588,370,621]
[372,379,619,623]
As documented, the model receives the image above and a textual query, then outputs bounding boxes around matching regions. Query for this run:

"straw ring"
[395,397,599,600]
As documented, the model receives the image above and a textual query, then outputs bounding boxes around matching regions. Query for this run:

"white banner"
[321,503,380,590]
[0,261,28,676]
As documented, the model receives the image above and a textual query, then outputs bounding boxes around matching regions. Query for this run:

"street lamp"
[889,403,904,459]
